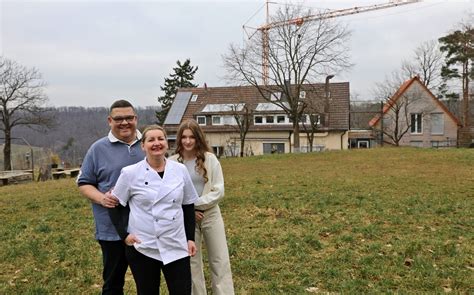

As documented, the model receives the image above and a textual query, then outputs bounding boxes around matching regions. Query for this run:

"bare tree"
[401,40,444,90]
[0,57,53,170]
[300,88,325,152]
[230,102,253,157]
[378,98,414,146]
[223,4,351,152]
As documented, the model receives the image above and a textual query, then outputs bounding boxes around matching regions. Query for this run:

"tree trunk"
[293,123,300,152]
[4,129,12,170]
[462,62,469,128]
[240,139,245,157]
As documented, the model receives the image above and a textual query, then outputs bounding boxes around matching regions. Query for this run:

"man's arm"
[78,184,118,208]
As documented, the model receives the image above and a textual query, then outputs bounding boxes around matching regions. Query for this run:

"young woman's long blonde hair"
[175,119,211,183]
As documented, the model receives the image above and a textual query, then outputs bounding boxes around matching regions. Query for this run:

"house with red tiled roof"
[164,83,350,156]
[369,76,461,147]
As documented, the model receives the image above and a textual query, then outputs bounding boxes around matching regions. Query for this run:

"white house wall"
[205,130,348,156]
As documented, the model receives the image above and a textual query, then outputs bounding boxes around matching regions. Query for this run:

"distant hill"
[4,106,160,167]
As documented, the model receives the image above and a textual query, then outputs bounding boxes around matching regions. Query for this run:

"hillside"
[3,106,159,167]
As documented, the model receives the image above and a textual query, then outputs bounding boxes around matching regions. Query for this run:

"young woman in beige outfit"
[169,119,234,295]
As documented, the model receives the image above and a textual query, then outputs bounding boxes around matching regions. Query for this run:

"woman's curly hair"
[175,119,212,183]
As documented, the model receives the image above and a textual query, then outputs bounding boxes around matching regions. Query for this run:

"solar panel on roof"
[164,92,192,125]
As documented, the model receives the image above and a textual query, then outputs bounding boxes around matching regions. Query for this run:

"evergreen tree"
[438,24,473,127]
[156,59,198,124]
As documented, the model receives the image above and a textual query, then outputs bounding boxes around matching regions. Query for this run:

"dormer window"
[276,115,285,123]
[212,116,223,125]
[299,91,306,99]
[191,94,198,102]
[197,116,206,125]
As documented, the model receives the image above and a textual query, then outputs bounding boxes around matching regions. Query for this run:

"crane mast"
[257,0,421,85]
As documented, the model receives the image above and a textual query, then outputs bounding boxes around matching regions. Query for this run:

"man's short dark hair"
[109,99,136,114]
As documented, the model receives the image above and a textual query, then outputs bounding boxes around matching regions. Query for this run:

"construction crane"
[245,0,421,85]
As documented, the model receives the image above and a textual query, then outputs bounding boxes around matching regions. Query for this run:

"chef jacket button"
[173,217,175,220]
[145,182,148,185]
[172,199,175,203]
[155,219,158,222]
[146,168,149,171]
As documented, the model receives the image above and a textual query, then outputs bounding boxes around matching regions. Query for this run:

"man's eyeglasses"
[111,115,136,123]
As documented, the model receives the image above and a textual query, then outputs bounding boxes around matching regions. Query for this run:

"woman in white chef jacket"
[170,119,234,295]
[110,125,198,295]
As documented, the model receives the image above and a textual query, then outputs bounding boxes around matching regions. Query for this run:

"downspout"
[340,130,347,150]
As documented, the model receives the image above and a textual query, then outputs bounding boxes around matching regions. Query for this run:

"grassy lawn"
[1,148,473,294]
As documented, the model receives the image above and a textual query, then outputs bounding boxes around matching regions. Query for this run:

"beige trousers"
[192,205,234,295]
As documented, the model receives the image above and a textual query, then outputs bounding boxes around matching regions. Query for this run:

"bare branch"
[401,40,444,90]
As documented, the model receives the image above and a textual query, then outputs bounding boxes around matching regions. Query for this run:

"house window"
[266,116,274,124]
[263,143,285,154]
[212,116,222,125]
[276,115,286,123]
[212,146,224,158]
[411,113,422,134]
[254,116,263,124]
[191,94,198,102]
[307,114,321,125]
[299,91,306,99]
[357,140,369,148]
[270,92,281,101]
[430,113,444,135]
[197,116,206,125]
[315,114,321,126]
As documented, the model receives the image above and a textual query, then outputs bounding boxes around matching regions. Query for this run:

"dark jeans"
[126,246,191,295]
[98,240,128,295]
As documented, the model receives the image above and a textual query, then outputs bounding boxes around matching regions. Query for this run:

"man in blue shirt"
[77,99,144,294]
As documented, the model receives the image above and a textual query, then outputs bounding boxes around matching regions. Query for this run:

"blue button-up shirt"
[77,131,144,240]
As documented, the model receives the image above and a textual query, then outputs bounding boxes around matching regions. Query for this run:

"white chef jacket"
[112,158,198,265]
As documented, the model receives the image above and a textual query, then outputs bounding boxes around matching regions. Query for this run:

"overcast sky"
[1,0,472,107]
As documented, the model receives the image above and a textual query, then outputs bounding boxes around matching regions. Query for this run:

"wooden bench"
[52,168,80,179]
[0,171,33,186]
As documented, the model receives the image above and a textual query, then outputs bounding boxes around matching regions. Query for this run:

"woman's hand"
[195,210,204,222]
[125,234,141,246]
[188,241,197,257]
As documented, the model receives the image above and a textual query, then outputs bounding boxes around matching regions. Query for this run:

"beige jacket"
[169,152,225,211]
